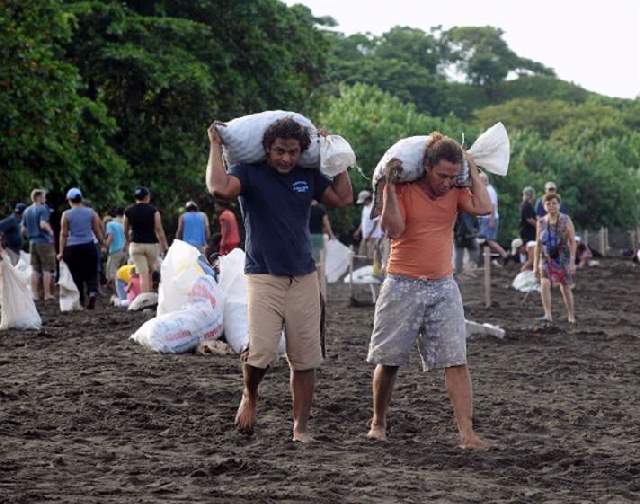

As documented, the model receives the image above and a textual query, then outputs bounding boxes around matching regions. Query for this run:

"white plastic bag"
[343,265,381,285]
[157,240,207,316]
[216,110,320,168]
[512,270,540,293]
[130,299,223,353]
[0,252,42,330]
[465,319,505,339]
[324,238,352,283]
[219,249,250,353]
[319,135,356,177]
[128,292,158,311]
[467,122,510,176]
[58,260,82,312]
[372,135,432,188]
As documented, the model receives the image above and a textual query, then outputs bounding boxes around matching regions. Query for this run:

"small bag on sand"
[0,252,41,330]
[319,135,356,177]
[58,260,81,312]
[215,110,320,168]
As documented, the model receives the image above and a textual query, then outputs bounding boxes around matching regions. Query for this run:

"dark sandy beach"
[1,258,639,503]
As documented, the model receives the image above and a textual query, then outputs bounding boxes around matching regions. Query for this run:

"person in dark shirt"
[124,186,168,293]
[535,181,569,218]
[0,203,27,265]
[206,117,353,442]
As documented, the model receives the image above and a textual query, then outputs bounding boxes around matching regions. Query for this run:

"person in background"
[575,237,593,268]
[453,212,479,279]
[477,172,508,264]
[124,186,168,293]
[22,188,56,301]
[533,193,576,324]
[309,199,334,301]
[535,181,569,219]
[105,208,127,287]
[176,201,210,252]
[58,188,105,309]
[0,203,27,265]
[114,264,136,303]
[353,190,383,260]
[215,200,240,256]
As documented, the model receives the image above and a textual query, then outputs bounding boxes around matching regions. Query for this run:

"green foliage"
[0,0,129,212]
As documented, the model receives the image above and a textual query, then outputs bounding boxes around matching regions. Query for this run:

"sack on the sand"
[128,292,159,311]
[0,251,41,330]
[215,110,320,168]
[130,298,224,353]
[343,265,381,285]
[512,270,540,293]
[465,319,505,339]
[325,238,352,283]
[319,135,356,177]
[218,249,249,353]
[157,239,211,316]
[58,260,82,312]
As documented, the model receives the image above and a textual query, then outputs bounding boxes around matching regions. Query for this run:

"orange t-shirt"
[386,183,472,279]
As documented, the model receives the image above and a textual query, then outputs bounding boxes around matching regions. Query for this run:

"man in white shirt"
[354,190,384,261]
[477,173,508,263]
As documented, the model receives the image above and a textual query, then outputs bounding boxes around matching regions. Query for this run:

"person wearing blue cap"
[58,188,105,309]
[22,188,56,300]
[0,203,27,265]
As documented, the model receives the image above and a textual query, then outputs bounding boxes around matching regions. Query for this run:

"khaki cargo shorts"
[367,274,467,371]
[246,272,322,371]
[29,242,56,274]
[129,243,159,275]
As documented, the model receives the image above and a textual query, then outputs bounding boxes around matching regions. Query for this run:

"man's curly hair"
[262,117,312,153]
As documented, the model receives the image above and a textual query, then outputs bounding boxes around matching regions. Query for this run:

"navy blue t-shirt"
[229,161,331,276]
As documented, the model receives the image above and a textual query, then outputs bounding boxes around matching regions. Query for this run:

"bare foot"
[458,433,490,450]
[366,422,387,441]
[292,430,315,443]
[234,394,256,434]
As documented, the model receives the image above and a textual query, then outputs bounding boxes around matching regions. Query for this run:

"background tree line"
[2,0,639,242]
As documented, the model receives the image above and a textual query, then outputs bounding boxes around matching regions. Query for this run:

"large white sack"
[219,249,249,352]
[130,299,223,354]
[215,111,320,168]
[0,252,41,330]
[467,122,510,176]
[320,135,356,177]
[325,238,352,283]
[512,270,540,293]
[157,239,207,316]
[371,123,510,190]
[58,260,82,312]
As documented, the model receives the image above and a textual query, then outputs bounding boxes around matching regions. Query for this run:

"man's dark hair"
[423,132,463,169]
[262,117,311,153]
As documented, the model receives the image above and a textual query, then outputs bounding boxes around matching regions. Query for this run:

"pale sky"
[285,0,640,99]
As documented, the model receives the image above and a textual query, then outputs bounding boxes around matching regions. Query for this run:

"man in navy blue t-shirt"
[206,117,353,442]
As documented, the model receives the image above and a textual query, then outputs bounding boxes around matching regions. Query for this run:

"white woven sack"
[58,260,82,312]
[215,110,320,168]
[372,136,431,189]
[0,252,41,330]
[319,135,356,177]
[468,122,510,176]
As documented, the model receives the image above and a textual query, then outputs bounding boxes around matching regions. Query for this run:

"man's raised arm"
[205,123,241,199]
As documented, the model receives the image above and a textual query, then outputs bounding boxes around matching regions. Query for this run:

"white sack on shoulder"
[215,110,320,168]
[0,252,41,330]
[372,135,431,189]
[319,135,356,177]
[58,260,82,312]
[467,122,510,176]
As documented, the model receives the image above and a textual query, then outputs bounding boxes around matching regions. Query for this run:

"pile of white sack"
[130,241,284,355]
[214,110,356,177]
[371,123,510,216]
[0,251,41,330]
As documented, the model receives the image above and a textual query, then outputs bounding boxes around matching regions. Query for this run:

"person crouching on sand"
[366,133,492,449]
[206,118,353,442]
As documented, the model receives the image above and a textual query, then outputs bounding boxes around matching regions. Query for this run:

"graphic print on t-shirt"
[292,180,310,194]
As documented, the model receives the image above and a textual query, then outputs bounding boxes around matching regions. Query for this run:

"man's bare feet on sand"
[292,430,315,443]
[234,394,256,434]
[459,433,490,450]
[366,421,387,441]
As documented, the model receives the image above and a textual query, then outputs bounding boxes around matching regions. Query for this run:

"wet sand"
[1,258,639,503]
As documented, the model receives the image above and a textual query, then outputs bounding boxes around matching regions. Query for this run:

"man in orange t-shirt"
[215,201,241,255]
[366,133,493,450]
